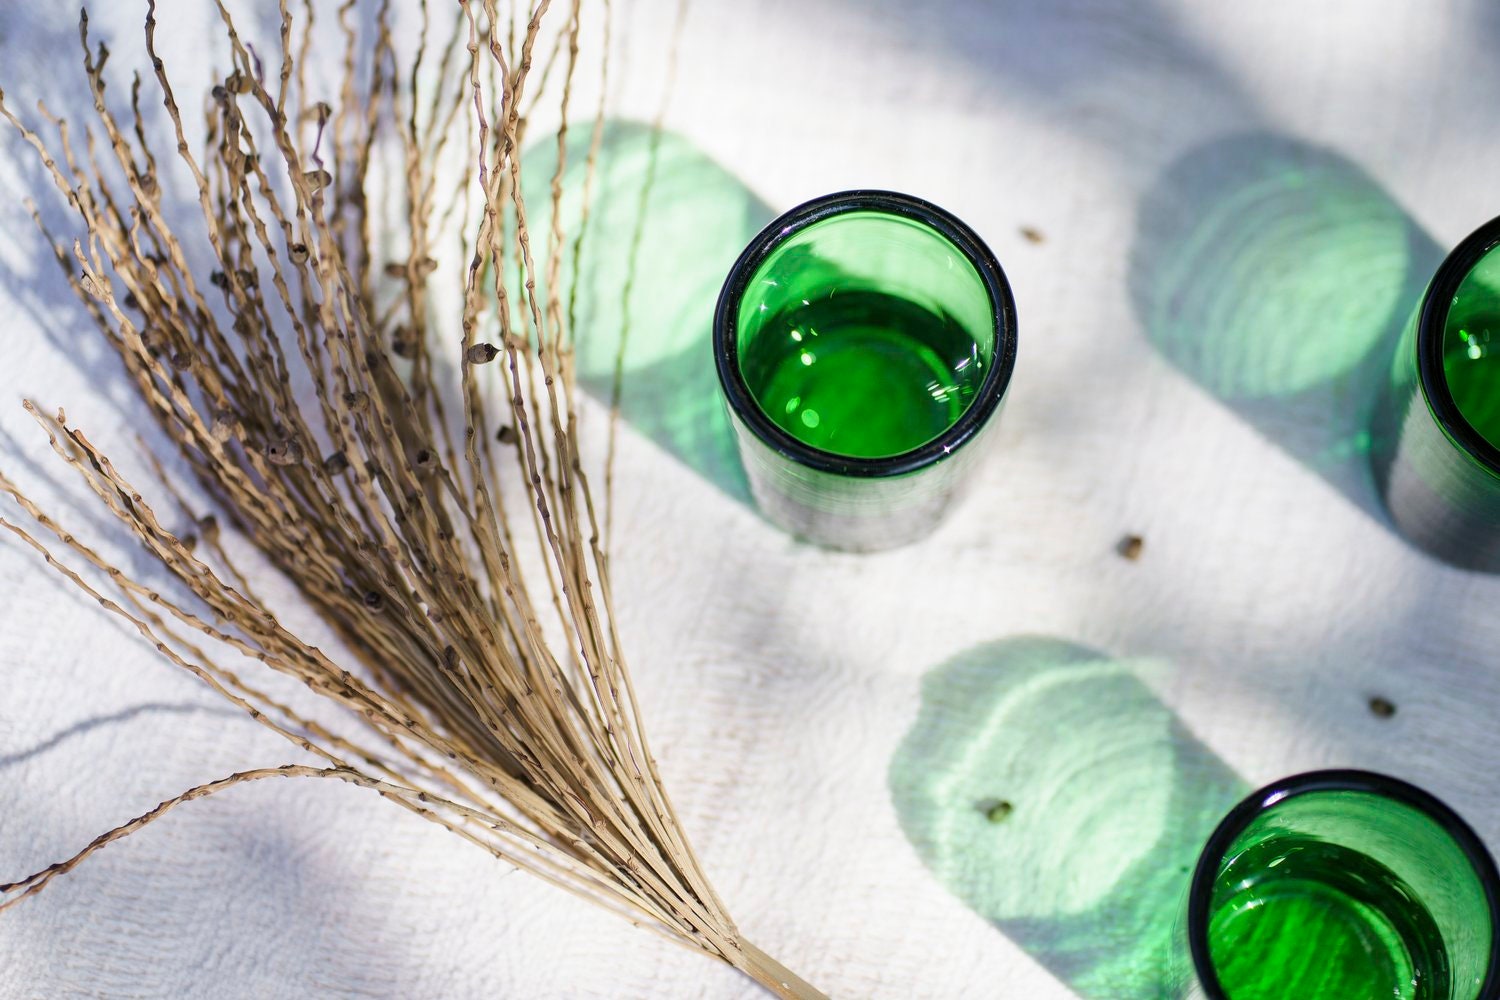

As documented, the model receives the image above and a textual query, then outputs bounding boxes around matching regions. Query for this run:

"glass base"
[1209,836,1447,1000]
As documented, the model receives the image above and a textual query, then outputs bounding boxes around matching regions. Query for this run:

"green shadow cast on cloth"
[890,636,1245,999]
[519,120,774,506]
[1129,133,1443,521]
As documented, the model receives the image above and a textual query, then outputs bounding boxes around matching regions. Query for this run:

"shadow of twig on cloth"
[520,120,774,507]
[0,701,241,770]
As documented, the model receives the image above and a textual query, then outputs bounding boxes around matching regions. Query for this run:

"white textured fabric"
[3,2,1500,998]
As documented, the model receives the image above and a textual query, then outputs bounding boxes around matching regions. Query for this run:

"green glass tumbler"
[1168,770,1500,1000]
[1373,215,1500,571]
[713,190,1018,551]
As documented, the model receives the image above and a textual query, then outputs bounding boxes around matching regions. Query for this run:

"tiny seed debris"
[983,800,1014,824]
[1369,696,1396,719]
[496,424,517,445]
[197,514,220,544]
[304,169,333,191]
[322,451,350,476]
[264,437,304,466]
[289,242,309,264]
[391,327,414,358]
[210,409,239,442]
[362,590,385,612]
[466,342,499,364]
[1020,226,1045,244]
[1117,534,1145,561]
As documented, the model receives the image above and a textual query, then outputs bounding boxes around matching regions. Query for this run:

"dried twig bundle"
[0,2,823,997]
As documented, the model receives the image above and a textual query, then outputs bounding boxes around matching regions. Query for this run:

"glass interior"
[1442,240,1500,454]
[734,209,995,460]
[1205,788,1494,1000]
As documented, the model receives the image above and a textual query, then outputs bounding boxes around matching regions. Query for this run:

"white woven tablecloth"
[3,1,1500,997]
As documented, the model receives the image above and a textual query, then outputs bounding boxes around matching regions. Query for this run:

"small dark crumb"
[362,590,385,612]
[1117,534,1145,561]
[123,292,140,310]
[211,84,228,102]
[197,514,221,543]
[384,261,407,278]
[209,269,228,289]
[496,424,517,445]
[414,448,436,473]
[1369,696,1397,719]
[1020,226,1045,244]
[984,800,1014,824]
[289,242,309,264]
[391,328,414,358]
[322,450,350,476]
[169,351,193,372]
[443,645,459,669]
[342,390,369,411]
[466,342,500,365]
[236,268,257,289]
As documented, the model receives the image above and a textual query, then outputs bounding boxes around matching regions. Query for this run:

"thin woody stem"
[734,940,832,1000]
[0,3,827,998]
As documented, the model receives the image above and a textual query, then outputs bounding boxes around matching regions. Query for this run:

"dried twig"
[0,4,823,997]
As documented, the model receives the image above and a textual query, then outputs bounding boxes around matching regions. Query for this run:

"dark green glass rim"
[1186,769,1500,1000]
[1417,213,1500,477]
[712,189,1019,477]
